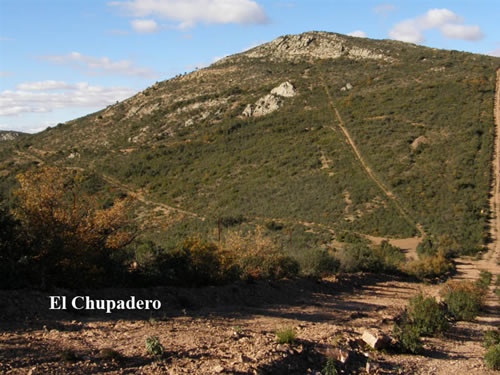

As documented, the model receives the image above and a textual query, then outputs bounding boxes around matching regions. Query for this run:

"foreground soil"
[1,270,498,375]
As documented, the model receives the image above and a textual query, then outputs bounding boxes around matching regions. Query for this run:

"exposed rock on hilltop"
[224,31,392,63]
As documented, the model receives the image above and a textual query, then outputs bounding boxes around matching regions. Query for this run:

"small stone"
[213,364,224,373]
[362,329,390,350]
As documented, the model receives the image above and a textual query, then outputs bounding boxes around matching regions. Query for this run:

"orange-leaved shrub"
[11,167,133,288]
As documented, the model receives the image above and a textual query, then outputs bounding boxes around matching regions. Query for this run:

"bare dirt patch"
[1,273,498,375]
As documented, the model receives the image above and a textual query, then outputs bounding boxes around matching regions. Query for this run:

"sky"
[0,0,499,133]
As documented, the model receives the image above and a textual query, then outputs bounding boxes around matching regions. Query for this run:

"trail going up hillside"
[451,69,500,321]
[320,77,425,241]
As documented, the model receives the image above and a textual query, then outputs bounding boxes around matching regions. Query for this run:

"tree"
[12,167,133,288]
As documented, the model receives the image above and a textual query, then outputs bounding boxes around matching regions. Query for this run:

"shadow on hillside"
[0,273,417,333]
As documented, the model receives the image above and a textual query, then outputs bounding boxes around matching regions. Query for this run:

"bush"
[404,252,455,281]
[483,330,500,349]
[475,270,492,290]
[407,294,449,336]
[145,336,164,357]
[484,344,500,370]
[374,240,405,273]
[275,327,296,345]
[336,242,404,275]
[295,248,339,278]
[336,244,383,273]
[441,281,484,321]
[416,237,435,257]
[223,229,299,280]
[10,167,134,288]
[322,358,338,375]
[157,238,239,286]
[393,315,422,354]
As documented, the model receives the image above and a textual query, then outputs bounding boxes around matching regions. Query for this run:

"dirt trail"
[12,148,205,222]
[451,69,500,320]
[320,78,424,256]
[488,68,500,269]
[99,174,205,221]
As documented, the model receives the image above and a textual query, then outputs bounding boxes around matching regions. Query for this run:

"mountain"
[2,31,499,254]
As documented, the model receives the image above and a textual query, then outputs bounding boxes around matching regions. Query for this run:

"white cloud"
[0,82,135,116]
[41,52,157,78]
[389,8,483,44]
[16,80,74,91]
[109,0,268,29]
[389,20,423,43]
[439,24,483,40]
[348,30,367,38]
[131,19,159,33]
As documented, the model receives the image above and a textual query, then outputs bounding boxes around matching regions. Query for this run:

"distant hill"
[1,31,499,254]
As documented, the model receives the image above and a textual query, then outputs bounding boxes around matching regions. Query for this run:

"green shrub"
[441,281,483,321]
[483,330,500,349]
[275,327,296,345]
[404,253,455,281]
[336,244,383,273]
[322,358,338,375]
[392,316,422,354]
[374,240,405,273]
[295,248,339,278]
[484,343,500,370]
[336,242,404,275]
[156,238,240,286]
[416,237,436,257]
[407,294,449,336]
[475,270,492,290]
[145,336,164,357]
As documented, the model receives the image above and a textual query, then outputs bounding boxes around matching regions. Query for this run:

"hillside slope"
[1,31,499,254]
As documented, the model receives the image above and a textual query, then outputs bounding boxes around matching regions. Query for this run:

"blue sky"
[1,0,499,133]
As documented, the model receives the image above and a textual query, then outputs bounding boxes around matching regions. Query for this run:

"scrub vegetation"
[0,32,499,289]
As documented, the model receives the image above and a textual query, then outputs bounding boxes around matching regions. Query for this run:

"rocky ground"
[0,268,498,375]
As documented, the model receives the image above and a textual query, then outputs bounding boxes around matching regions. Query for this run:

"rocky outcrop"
[242,82,296,118]
[239,32,392,63]
[270,81,296,97]
[0,131,24,141]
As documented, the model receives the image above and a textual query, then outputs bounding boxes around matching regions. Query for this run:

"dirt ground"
[0,268,499,375]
